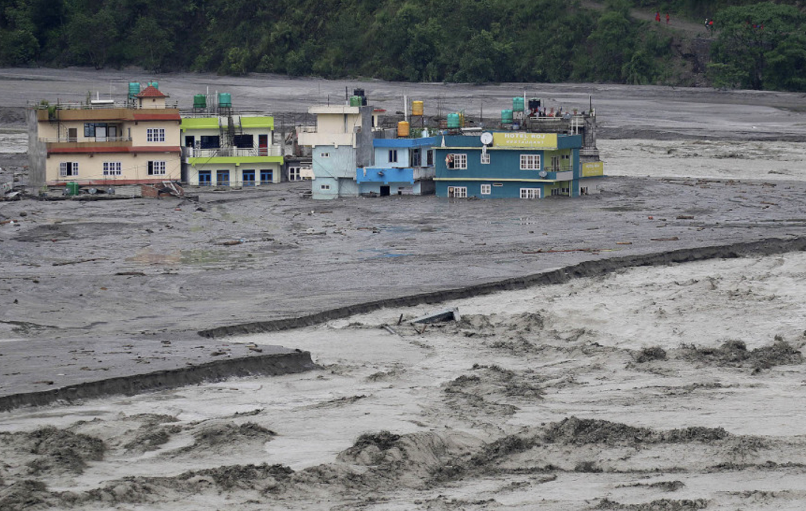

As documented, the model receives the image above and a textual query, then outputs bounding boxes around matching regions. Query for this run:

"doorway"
[380,186,390,197]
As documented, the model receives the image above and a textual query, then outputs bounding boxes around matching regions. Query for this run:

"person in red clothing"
[655,12,661,22]
[666,13,670,24]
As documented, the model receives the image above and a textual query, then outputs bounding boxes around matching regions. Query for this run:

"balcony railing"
[184,146,283,158]
[33,100,180,111]
[40,136,133,144]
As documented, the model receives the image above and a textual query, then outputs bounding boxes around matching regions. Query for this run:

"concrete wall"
[188,162,282,186]
[355,106,374,168]
[312,145,355,180]
[27,108,46,191]
[45,153,182,185]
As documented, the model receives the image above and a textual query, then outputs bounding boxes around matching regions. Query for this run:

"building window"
[147,128,165,142]
[520,154,540,170]
[321,184,331,190]
[320,152,330,158]
[520,188,541,199]
[412,149,421,167]
[480,152,490,164]
[448,186,467,198]
[581,186,589,195]
[427,150,433,166]
[198,171,211,185]
[446,153,467,169]
[103,162,122,176]
[480,184,491,195]
[260,169,274,183]
[59,162,79,177]
[148,161,166,176]
[243,169,256,186]
[288,168,301,181]
[200,136,220,149]
[217,170,230,186]
[388,149,398,163]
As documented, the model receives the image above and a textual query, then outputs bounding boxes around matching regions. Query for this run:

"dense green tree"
[1,0,805,92]
[709,3,806,90]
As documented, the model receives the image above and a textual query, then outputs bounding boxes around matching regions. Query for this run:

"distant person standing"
[666,13,670,24]
[655,12,661,22]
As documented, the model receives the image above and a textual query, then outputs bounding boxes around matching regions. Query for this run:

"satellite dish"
[480,132,493,145]
[539,171,548,178]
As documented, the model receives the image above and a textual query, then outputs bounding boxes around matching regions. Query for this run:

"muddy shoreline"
[199,235,806,339]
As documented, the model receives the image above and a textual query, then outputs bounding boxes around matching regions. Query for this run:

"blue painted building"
[434,132,604,199]
[356,136,439,196]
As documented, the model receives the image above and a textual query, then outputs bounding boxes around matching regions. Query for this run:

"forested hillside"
[1,0,804,91]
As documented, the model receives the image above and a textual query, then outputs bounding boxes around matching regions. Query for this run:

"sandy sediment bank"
[0,349,316,412]
[199,236,806,338]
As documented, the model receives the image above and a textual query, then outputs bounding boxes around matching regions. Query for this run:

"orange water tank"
[412,101,424,116]
[397,121,410,137]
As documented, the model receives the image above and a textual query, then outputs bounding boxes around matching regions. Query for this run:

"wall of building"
[355,106,374,168]
[312,145,355,180]
[187,161,282,186]
[130,121,181,147]
[27,108,46,190]
[45,153,182,185]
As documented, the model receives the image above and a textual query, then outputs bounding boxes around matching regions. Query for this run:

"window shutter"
[60,162,67,177]
[74,162,79,176]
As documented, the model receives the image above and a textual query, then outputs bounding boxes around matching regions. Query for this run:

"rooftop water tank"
[349,95,362,107]
[193,94,207,109]
[501,109,513,124]
[128,82,140,98]
[148,81,159,89]
[218,92,232,108]
[447,113,461,129]
[412,100,424,116]
[397,121,410,138]
[513,97,525,112]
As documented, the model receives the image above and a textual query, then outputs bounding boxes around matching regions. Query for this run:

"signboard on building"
[492,133,558,149]
[582,161,604,177]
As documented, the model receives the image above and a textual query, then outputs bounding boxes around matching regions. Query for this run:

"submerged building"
[28,83,181,188]
[357,136,438,196]
[181,99,284,187]
[434,98,604,199]
[434,131,604,199]
[297,90,383,200]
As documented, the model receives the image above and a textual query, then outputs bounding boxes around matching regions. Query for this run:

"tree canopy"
[1,0,805,91]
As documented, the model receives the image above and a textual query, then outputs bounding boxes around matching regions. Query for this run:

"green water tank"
[447,113,461,129]
[501,109,514,124]
[148,81,159,89]
[349,95,362,107]
[66,182,80,196]
[513,97,525,112]
[218,93,232,108]
[128,82,140,98]
[193,94,207,109]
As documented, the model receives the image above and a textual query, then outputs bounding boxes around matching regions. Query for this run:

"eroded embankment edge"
[0,350,317,412]
[199,236,806,339]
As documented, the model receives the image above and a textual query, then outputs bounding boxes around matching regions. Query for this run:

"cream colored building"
[32,85,181,186]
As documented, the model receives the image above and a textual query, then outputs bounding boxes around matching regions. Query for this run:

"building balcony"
[35,101,179,117]
[357,166,435,184]
[44,138,133,151]
[183,146,283,159]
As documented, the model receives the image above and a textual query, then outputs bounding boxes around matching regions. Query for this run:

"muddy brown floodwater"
[0,69,805,510]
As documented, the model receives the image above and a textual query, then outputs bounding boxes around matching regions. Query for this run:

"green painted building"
[181,116,284,187]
